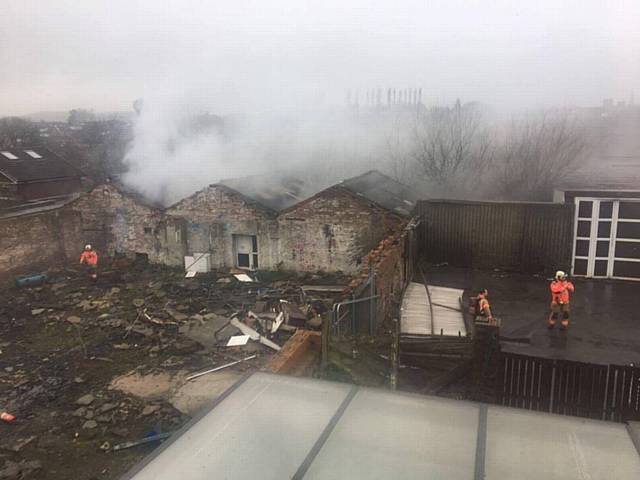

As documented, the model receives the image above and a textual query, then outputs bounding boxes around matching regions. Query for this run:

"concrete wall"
[278,187,403,273]
[0,209,81,276]
[165,186,279,269]
[63,184,164,262]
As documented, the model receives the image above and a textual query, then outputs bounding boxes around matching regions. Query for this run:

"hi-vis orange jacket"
[80,251,98,266]
[550,280,574,304]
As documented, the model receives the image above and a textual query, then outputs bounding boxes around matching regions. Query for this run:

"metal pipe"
[186,355,257,381]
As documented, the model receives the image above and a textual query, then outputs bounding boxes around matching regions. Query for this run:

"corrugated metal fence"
[416,200,574,273]
[498,352,640,422]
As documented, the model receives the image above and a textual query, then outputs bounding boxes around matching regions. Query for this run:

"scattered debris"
[233,273,254,282]
[112,432,173,452]
[0,412,15,423]
[186,355,258,381]
[0,459,41,479]
[226,335,250,347]
[82,420,98,429]
[0,262,348,480]
[184,271,197,278]
[75,394,95,406]
[8,436,37,452]
[230,318,281,351]
[271,312,285,334]
[141,405,161,416]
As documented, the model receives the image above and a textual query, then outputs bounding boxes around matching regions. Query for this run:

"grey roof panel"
[304,388,479,480]
[219,175,307,211]
[340,170,420,216]
[126,373,351,480]
[0,147,81,183]
[485,406,640,480]
[124,373,640,480]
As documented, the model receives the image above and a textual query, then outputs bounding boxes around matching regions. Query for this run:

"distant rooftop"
[559,156,640,191]
[339,170,420,216]
[0,147,82,183]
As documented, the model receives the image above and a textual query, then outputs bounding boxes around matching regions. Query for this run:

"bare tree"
[408,100,492,194]
[495,111,590,200]
[0,117,39,149]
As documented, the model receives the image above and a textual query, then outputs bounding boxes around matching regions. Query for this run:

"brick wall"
[278,187,403,273]
[0,209,81,276]
[165,185,279,269]
[345,219,418,331]
[63,184,163,262]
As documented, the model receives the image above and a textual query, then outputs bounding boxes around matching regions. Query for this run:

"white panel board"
[429,285,466,336]
[400,283,466,336]
[400,282,430,335]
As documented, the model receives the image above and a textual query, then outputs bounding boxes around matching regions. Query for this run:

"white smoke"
[122,90,417,205]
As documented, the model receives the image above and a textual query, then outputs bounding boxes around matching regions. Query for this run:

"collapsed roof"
[339,170,419,216]
[218,175,308,211]
[0,147,82,183]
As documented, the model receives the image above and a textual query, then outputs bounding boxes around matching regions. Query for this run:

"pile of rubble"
[0,263,349,480]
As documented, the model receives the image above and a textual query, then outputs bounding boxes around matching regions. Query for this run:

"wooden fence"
[498,352,640,422]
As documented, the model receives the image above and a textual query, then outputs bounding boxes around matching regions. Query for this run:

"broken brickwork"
[346,219,418,330]
[1,176,413,277]
[278,186,403,273]
[164,185,279,269]
[63,184,163,262]
[0,208,81,275]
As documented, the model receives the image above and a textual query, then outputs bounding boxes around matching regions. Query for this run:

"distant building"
[555,162,640,281]
[0,147,82,203]
[164,170,418,273]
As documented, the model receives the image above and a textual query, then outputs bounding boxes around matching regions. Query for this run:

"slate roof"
[0,147,82,183]
[339,170,419,216]
[219,175,307,211]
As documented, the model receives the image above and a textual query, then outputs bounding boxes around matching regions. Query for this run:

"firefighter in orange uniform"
[79,244,98,281]
[548,270,574,330]
[473,289,495,325]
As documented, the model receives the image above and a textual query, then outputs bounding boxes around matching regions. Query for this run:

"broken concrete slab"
[75,394,95,406]
[141,404,161,416]
[109,371,182,401]
[82,420,98,429]
[179,314,229,349]
[166,308,188,322]
[170,371,241,415]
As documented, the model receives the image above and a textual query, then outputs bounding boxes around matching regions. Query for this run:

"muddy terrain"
[0,262,344,479]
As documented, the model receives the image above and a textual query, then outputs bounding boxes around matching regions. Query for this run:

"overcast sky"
[1,0,639,116]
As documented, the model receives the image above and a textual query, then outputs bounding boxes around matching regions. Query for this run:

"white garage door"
[572,197,640,280]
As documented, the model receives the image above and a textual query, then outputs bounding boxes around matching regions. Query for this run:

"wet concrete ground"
[424,265,640,365]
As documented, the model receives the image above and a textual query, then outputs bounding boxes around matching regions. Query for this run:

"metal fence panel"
[416,200,574,274]
[498,352,640,422]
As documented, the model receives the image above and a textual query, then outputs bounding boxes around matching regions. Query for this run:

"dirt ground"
[0,262,346,479]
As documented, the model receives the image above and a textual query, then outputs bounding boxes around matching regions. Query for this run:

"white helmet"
[555,270,566,279]
[85,244,92,250]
